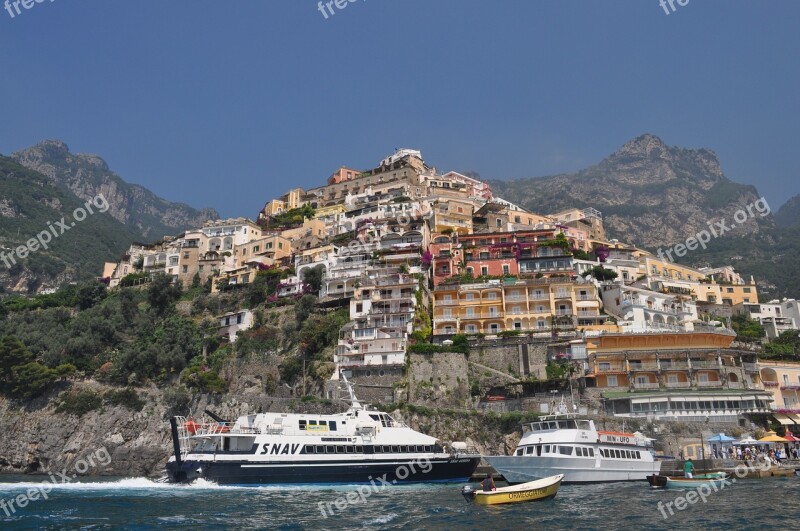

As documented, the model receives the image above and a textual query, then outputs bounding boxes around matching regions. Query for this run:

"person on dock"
[684,458,695,479]
[482,473,496,492]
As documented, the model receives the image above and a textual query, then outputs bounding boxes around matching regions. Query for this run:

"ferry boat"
[165,376,480,485]
[484,414,661,484]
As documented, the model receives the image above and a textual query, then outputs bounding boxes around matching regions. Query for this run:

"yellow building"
[432,198,474,235]
[432,278,603,336]
[234,235,292,267]
[261,188,306,217]
[586,331,773,422]
[758,361,800,413]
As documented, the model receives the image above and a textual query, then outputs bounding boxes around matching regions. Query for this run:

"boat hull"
[485,455,661,484]
[467,474,563,505]
[648,473,729,489]
[166,456,481,485]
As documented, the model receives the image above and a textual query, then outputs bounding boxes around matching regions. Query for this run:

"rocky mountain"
[490,134,771,249]
[775,194,800,228]
[0,156,139,292]
[489,134,799,298]
[11,140,218,241]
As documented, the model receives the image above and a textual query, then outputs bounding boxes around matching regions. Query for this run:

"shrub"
[56,390,103,417]
[104,388,145,412]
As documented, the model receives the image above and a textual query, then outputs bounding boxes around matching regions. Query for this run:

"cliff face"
[11,140,218,241]
[490,134,770,249]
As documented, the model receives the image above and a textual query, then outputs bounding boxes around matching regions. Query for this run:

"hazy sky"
[1,1,797,218]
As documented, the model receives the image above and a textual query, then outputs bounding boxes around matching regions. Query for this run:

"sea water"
[1,475,799,530]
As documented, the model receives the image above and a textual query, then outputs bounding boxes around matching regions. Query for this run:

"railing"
[697,380,723,387]
[726,381,744,389]
[597,365,626,373]
[629,363,660,371]
[554,291,571,299]
[691,361,721,369]
[742,363,759,372]
[556,310,573,316]
[665,381,692,388]
[633,382,660,389]
[436,300,459,306]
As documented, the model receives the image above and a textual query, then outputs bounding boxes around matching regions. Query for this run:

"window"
[607,375,618,387]
[503,265,510,275]
[481,266,489,276]
[559,446,573,456]
[496,219,502,227]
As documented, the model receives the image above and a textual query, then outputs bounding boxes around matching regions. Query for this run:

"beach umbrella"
[707,433,735,443]
[783,431,800,442]
[758,431,789,443]
[733,436,758,446]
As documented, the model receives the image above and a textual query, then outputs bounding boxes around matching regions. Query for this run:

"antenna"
[340,371,362,411]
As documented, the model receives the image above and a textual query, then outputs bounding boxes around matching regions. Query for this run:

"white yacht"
[165,376,480,485]
[485,414,661,484]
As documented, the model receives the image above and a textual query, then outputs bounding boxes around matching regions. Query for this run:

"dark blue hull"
[166,456,480,485]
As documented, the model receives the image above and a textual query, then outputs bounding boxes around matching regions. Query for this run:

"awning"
[783,431,800,442]
[786,413,800,424]
[773,414,795,425]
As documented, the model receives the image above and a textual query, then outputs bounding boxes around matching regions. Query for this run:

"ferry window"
[316,445,325,453]
[304,446,314,454]
[329,421,337,431]
[299,420,307,431]
[346,446,354,453]
[425,446,432,452]
[544,445,551,453]
[369,414,380,422]
[319,421,328,428]
[525,447,534,455]
[326,445,335,453]
[335,446,344,454]
[615,450,621,458]
[516,449,523,456]
[392,446,399,453]
[559,446,573,456]
[356,446,363,453]
[600,449,606,457]
[588,448,594,457]
[636,451,641,459]
[309,420,318,427]
[577,421,591,430]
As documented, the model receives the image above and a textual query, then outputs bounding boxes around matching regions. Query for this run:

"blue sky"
[0,0,797,219]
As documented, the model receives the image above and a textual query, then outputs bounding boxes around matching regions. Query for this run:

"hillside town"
[101,148,800,430]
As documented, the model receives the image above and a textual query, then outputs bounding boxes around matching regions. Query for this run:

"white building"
[601,283,699,332]
[218,309,254,342]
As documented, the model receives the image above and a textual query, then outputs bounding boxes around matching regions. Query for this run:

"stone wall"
[407,352,470,408]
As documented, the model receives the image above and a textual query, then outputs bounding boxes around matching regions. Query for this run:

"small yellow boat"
[461,474,564,505]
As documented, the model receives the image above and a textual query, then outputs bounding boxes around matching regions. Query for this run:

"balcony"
[436,299,459,306]
[577,310,600,317]
[633,382,660,390]
[665,381,692,388]
[554,291,571,299]
[597,364,627,373]
[629,363,660,371]
[691,361,721,369]
[742,363,759,373]
[697,380,723,388]
[577,294,595,301]
[660,362,691,370]
[726,381,744,389]
[529,293,549,301]
[555,309,573,316]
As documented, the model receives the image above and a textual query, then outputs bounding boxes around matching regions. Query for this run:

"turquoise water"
[1,475,799,530]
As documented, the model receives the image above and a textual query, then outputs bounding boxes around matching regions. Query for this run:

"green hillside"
[0,156,138,292]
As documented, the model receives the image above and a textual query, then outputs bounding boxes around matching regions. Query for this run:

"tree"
[587,265,618,282]
[302,265,325,294]
[295,295,317,328]
[75,280,108,310]
[147,273,182,316]
[0,336,34,393]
